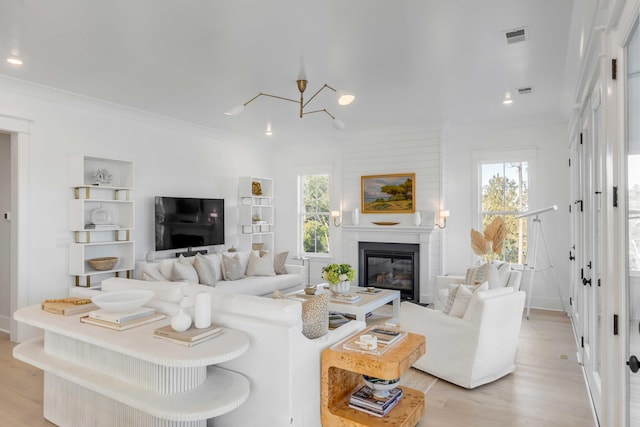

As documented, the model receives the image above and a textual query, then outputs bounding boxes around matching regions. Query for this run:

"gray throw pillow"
[221,253,245,281]
[274,251,289,275]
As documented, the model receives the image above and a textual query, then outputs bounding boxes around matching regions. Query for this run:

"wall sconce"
[331,211,342,227]
[435,210,450,229]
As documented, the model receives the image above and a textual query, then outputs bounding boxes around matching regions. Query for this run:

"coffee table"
[290,286,401,322]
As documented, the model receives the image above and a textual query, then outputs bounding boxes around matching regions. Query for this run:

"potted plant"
[322,263,356,295]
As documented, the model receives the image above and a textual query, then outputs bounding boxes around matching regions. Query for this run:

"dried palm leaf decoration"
[470,216,506,259]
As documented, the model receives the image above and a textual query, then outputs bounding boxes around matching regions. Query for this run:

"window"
[479,160,529,263]
[299,173,330,255]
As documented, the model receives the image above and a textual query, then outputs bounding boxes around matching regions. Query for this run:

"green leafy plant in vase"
[322,263,356,295]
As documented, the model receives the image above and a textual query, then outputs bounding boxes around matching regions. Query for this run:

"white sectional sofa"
[71,278,366,426]
[135,251,305,296]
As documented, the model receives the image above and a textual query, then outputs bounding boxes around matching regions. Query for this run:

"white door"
[626,18,640,427]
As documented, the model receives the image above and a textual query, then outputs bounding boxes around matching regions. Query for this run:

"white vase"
[352,208,360,225]
[170,309,192,332]
[194,292,211,329]
[330,281,351,295]
[413,211,422,226]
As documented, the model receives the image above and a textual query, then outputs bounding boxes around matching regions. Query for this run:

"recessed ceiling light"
[7,56,23,65]
[503,92,513,105]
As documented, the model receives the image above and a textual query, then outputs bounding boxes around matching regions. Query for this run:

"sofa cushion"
[170,255,199,283]
[443,282,488,318]
[193,253,217,286]
[215,273,302,295]
[246,251,276,277]
[141,263,169,281]
[274,251,289,275]
[222,253,246,281]
[463,287,515,321]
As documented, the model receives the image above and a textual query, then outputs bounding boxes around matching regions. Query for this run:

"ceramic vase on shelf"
[413,211,422,226]
[330,281,351,295]
[352,208,360,225]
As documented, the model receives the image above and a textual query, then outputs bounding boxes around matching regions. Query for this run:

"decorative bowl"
[91,290,154,312]
[304,285,317,295]
[362,375,400,398]
[87,256,119,271]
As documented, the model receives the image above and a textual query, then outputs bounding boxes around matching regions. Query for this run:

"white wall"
[0,132,10,330]
[272,129,443,294]
[0,76,272,306]
[443,121,570,310]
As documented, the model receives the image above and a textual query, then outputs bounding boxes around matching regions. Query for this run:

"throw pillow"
[170,257,199,284]
[442,284,461,315]
[301,292,329,339]
[447,284,474,318]
[220,251,251,279]
[274,251,289,275]
[193,253,217,286]
[495,261,512,287]
[465,263,500,288]
[221,253,246,281]
[246,251,276,277]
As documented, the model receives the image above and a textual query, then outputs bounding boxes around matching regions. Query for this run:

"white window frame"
[296,165,334,258]
[471,148,537,262]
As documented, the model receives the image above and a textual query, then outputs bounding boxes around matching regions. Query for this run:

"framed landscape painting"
[361,173,415,213]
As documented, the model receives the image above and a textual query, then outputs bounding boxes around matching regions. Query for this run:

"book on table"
[41,298,97,316]
[153,324,222,342]
[331,293,361,303]
[367,327,405,346]
[348,385,403,417]
[80,312,165,331]
[88,306,156,324]
[153,330,223,347]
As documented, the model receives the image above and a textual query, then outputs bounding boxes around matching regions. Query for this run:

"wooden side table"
[321,331,426,426]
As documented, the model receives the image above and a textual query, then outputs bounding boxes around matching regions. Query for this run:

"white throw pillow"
[170,262,199,284]
[447,284,474,318]
[220,251,251,279]
[246,251,276,277]
[141,263,168,281]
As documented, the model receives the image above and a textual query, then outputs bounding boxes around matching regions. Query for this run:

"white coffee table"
[319,286,401,322]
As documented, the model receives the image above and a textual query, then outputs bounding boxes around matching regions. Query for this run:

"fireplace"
[358,242,419,301]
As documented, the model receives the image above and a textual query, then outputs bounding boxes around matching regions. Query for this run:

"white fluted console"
[13,305,250,427]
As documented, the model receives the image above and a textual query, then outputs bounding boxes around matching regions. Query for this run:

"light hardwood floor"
[1,309,595,426]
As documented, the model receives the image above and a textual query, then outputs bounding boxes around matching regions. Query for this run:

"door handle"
[582,277,591,286]
[628,355,640,373]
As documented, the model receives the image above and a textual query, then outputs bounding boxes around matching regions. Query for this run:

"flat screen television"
[155,196,225,251]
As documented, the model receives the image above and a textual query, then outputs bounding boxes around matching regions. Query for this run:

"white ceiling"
[0,0,576,142]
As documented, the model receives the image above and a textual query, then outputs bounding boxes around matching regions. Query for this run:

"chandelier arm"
[302,84,336,109]
[244,92,299,106]
[302,108,336,120]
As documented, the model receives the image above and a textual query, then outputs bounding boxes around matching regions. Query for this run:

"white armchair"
[400,289,526,389]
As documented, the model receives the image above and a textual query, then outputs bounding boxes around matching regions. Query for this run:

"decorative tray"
[372,221,399,226]
[338,325,407,356]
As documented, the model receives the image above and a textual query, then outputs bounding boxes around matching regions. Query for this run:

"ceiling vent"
[517,86,533,95]
[505,27,527,44]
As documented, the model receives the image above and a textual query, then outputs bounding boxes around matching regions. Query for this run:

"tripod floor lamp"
[517,205,567,319]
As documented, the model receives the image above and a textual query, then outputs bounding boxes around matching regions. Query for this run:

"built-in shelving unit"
[238,176,274,251]
[69,155,135,288]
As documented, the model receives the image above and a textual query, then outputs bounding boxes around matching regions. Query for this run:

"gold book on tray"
[41,297,98,316]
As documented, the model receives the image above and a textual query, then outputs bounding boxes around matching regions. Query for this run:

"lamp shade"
[332,118,346,129]
[337,91,355,106]
[224,104,245,116]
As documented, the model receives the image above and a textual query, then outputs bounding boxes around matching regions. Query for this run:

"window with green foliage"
[480,161,528,263]
[299,173,330,255]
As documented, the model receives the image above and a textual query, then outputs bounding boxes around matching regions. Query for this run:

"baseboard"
[0,315,10,333]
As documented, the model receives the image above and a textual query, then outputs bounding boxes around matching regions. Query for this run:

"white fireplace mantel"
[342,225,434,303]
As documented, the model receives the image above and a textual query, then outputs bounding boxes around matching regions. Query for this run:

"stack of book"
[331,293,361,303]
[348,385,403,417]
[41,297,97,315]
[153,324,223,347]
[80,307,164,330]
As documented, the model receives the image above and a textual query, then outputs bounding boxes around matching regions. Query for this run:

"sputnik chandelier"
[225,77,355,129]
